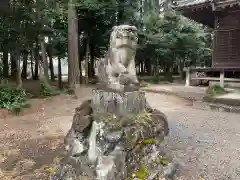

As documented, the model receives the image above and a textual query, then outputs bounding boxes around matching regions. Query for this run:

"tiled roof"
[176,0,240,8]
[176,0,209,7]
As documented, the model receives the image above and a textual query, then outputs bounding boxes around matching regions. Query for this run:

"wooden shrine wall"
[213,10,240,68]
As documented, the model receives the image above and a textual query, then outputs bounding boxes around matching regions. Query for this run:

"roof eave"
[173,1,214,28]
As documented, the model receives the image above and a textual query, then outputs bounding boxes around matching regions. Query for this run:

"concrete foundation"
[209,81,240,88]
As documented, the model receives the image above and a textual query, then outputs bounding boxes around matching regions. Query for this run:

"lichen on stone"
[133,160,150,180]
[142,139,163,145]
[156,152,173,166]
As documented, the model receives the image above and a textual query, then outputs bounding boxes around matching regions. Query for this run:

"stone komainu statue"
[96,25,139,91]
[53,24,172,180]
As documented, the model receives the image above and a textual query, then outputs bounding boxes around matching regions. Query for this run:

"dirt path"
[0,87,92,180]
[1,88,240,179]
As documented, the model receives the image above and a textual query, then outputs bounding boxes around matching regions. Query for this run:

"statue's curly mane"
[109,25,138,49]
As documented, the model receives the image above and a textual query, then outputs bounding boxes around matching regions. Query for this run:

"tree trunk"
[58,56,63,89]
[15,53,22,88]
[89,43,95,78]
[178,59,184,79]
[49,55,54,81]
[10,53,17,79]
[151,64,154,76]
[48,40,55,81]
[3,48,9,77]
[85,36,90,84]
[21,52,28,79]
[34,44,39,80]
[68,0,80,89]
[31,49,34,79]
[40,37,49,81]
[78,59,83,84]
[154,57,158,76]
[144,59,151,76]
[139,0,143,25]
[78,34,83,84]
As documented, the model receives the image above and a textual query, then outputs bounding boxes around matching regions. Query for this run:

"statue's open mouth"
[115,31,138,41]
[112,25,138,41]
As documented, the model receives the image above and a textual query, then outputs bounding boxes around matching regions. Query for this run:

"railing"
[183,67,240,87]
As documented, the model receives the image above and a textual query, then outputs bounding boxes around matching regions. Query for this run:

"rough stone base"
[52,89,176,180]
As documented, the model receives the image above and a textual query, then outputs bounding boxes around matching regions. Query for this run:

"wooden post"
[185,67,190,87]
[220,70,224,88]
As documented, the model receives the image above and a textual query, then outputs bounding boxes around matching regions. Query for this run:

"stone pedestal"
[52,88,173,180]
[91,89,146,115]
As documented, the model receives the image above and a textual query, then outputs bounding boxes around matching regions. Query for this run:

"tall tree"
[68,0,80,89]
[2,46,8,77]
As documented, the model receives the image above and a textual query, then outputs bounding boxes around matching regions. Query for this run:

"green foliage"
[64,89,78,99]
[206,85,227,96]
[0,0,213,105]
[39,77,60,97]
[150,76,161,84]
[40,82,52,97]
[65,89,75,95]
[0,86,29,114]
[164,74,174,83]
[138,8,212,75]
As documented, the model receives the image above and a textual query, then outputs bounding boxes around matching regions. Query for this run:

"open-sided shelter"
[176,0,240,87]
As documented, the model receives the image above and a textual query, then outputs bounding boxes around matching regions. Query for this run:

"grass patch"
[206,85,227,96]
[0,86,30,115]
[39,77,61,97]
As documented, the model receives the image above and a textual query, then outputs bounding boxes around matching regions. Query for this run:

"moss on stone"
[157,157,169,166]
[136,112,152,122]
[142,139,163,145]
[93,110,168,179]
[131,160,150,180]
[156,152,173,166]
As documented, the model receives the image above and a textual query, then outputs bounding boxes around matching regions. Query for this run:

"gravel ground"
[146,93,240,180]
[1,89,240,179]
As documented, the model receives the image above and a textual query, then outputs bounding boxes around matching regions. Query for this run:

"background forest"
[0,0,212,112]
